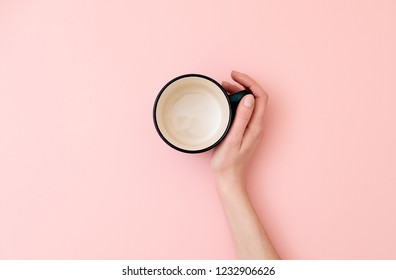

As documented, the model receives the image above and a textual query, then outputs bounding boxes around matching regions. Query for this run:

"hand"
[211,72,278,259]
[211,71,268,187]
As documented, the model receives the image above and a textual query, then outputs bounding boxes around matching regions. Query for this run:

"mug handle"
[229,90,251,120]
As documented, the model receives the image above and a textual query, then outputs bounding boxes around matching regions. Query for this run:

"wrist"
[214,170,246,195]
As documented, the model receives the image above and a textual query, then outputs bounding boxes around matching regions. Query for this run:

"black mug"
[153,74,249,153]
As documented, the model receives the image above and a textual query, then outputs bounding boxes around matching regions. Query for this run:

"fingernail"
[243,94,254,108]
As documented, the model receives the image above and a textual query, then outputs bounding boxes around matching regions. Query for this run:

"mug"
[153,74,250,153]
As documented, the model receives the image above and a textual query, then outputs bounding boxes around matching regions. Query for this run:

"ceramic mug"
[153,74,250,153]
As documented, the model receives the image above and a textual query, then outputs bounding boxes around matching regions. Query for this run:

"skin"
[211,70,280,260]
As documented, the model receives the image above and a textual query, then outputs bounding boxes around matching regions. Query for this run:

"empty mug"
[153,74,250,153]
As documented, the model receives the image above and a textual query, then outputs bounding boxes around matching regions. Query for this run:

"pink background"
[1,0,395,259]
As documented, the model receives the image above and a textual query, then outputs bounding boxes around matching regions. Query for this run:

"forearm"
[216,176,280,260]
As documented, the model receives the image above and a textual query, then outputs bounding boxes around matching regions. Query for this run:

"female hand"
[211,71,268,187]
[211,71,278,259]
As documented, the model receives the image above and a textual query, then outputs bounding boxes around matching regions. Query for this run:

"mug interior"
[155,76,230,152]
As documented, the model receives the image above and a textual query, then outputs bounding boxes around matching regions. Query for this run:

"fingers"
[231,71,268,129]
[221,81,242,94]
[223,94,255,146]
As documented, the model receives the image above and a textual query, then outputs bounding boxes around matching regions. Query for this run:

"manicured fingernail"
[244,94,254,108]
[233,70,244,75]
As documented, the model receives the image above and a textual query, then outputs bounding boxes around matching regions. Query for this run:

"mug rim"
[153,73,232,153]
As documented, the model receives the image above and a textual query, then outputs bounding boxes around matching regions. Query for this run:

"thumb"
[225,94,255,145]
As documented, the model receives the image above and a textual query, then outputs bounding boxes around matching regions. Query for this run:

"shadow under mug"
[153,74,250,153]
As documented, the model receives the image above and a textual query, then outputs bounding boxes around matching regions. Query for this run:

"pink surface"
[1,0,395,259]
